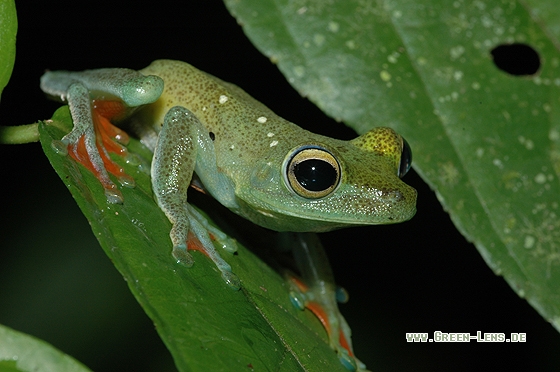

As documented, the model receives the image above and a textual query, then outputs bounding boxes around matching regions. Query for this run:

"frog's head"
[239,127,417,232]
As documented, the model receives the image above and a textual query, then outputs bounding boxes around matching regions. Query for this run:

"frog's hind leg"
[42,69,164,204]
[49,83,127,203]
[282,232,367,372]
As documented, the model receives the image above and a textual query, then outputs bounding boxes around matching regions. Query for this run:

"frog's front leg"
[283,233,366,372]
[152,106,240,289]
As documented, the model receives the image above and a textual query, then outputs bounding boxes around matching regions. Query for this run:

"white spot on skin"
[219,95,228,104]
[270,140,279,147]
[257,116,268,123]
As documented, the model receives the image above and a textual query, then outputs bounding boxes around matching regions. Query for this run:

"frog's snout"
[378,183,417,222]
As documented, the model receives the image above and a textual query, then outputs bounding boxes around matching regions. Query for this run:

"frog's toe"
[188,207,238,254]
[103,187,124,204]
[336,286,349,303]
[181,211,241,291]
[338,349,358,371]
[288,289,306,311]
[210,233,238,254]
[172,244,194,267]
[221,270,241,290]
[51,139,69,155]
[174,244,241,291]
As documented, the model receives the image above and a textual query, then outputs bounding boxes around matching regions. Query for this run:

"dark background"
[1,1,559,371]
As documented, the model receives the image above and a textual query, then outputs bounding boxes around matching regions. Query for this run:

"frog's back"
[139,60,303,165]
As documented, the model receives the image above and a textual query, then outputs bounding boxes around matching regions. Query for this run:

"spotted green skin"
[139,60,417,232]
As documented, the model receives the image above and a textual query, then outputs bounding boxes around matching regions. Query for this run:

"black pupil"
[294,159,337,192]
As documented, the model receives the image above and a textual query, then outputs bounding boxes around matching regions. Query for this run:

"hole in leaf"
[491,43,540,76]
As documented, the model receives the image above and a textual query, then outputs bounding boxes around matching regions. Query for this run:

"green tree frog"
[40,60,417,371]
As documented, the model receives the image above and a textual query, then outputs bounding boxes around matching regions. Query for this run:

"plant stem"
[0,123,40,144]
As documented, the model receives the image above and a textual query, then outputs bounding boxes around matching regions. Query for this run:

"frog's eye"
[285,146,341,198]
[398,138,413,178]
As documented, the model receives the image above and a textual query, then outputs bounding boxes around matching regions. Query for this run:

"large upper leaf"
[39,108,348,372]
[224,0,560,329]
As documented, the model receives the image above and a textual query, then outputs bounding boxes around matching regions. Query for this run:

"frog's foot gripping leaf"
[50,84,137,204]
[41,68,164,203]
[283,233,368,372]
[173,204,241,290]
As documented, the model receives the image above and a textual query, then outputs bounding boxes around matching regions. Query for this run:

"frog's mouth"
[236,188,417,233]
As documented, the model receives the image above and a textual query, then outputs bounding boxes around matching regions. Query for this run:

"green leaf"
[0,0,16,97]
[38,107,348,372]
[0,323,91,372]
[224,0,560,330]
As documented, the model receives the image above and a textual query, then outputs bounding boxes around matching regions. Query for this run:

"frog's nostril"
[382,189,404,202]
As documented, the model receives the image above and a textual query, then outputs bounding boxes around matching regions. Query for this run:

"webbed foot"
[172,205,241,290]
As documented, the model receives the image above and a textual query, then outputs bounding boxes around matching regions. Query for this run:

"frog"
[40,60,417,371]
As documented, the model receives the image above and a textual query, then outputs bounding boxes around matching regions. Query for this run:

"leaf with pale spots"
[224,0,560,332]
